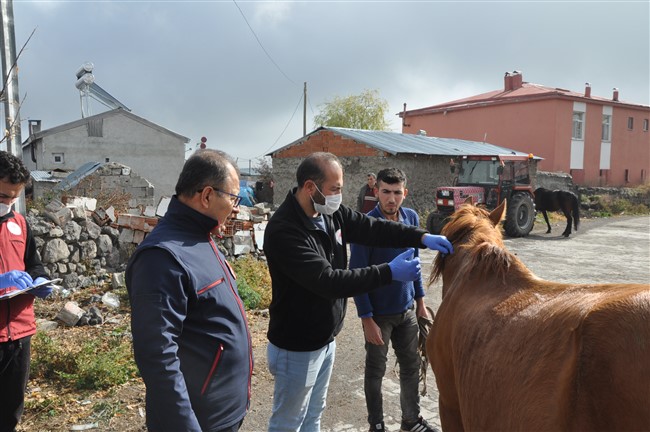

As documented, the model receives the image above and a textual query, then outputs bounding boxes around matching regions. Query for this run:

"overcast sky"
[10,0,650,167]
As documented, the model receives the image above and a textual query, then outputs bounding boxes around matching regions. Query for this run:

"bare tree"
[0,27,36,145]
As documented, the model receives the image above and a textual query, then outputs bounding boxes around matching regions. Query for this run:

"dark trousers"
[364,308,420,425]
[216,420,243,432]
[0,336,31,432]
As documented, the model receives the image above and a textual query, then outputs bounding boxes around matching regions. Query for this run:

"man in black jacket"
[264,152,452,431]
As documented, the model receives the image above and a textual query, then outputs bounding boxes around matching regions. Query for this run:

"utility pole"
[0,0,25,214]
[1,0,21,156]
[303,82,307,137]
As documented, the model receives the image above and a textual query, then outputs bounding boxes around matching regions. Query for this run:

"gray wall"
[273,155,542,220]
[272,155,457,217]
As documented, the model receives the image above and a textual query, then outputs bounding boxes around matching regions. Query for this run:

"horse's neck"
[441,242,538,297]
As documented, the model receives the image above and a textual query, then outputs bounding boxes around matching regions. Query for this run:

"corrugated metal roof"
[325,127,539,158]
[30,170,59,183]
[55,161,105,191]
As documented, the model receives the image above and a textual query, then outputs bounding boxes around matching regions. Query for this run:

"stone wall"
[273,155,540,215]
[577,186,650,208]
[535,171,576,193]
[26,199,267,292]
[32,162,155,208]
[64,162,155,208]
[27,206,130,290]
[534,171,650,207]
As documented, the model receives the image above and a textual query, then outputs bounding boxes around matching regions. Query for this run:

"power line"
[255,91,304,158]
[232,0,295,85]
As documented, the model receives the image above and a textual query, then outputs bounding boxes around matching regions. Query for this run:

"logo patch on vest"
[224,260,237,280]
[7,221,22,236]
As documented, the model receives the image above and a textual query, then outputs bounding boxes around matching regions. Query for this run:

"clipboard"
[0,278,62,300]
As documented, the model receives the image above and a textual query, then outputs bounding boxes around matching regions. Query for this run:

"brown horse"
[426,201,650,432]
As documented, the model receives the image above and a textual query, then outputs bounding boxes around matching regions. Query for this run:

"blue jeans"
[267,340,336,432]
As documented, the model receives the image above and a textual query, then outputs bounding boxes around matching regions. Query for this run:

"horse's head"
[429,200,507,286]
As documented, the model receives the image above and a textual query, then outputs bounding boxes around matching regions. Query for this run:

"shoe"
[399,416,439,432]
[369,421,385,431]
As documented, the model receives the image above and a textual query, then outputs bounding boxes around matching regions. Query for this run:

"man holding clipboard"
[0,151,55,431]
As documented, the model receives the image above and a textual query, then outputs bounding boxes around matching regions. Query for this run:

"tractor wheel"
[426,212,447,235]
[504,193,535,237]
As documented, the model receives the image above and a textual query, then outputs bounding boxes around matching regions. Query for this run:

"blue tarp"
[240,185,256,207]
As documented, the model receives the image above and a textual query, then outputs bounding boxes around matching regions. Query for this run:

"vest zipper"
[201,343,223,395]
[209,237,254,403]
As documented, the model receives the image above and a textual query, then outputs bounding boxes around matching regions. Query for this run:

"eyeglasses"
[199,186,242,207]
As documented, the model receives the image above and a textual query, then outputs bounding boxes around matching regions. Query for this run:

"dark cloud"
[11,1,649,165]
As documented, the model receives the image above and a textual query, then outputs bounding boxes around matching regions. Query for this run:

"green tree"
[313,89,391,130]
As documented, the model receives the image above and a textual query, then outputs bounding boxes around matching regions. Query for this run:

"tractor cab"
[429,154,535,237]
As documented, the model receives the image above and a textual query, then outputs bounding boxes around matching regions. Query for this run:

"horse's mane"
[429,204,519,286]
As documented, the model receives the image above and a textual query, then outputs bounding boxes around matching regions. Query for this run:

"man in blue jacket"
[350,168,437,432]
[126,149,252,432]
[264,153,453,431]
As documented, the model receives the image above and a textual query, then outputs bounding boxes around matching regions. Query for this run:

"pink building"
[400,72,650,186]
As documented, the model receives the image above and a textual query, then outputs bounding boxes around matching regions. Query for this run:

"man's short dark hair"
[0,151,31,185]
[175,149,239,197]
[296,152,342,188]
[376,168,407,187]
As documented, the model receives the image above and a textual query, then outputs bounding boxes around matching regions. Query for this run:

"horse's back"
[429,281,650,431]
[534,187,557,210]
[573,284,650,430]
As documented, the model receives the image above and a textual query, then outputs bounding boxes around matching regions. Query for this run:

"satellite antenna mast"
[75,62,94,118]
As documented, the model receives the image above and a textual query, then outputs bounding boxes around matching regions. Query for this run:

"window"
[644,119,649,132]
[602,115,611,141]
[625,169,629,183]
[572,112,584,140]
[52,153,64,164]
[87,118,103,137]
[627,117,634,130]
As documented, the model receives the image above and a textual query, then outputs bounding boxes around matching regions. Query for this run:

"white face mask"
[311,185,342,215]
[0,202,13,217]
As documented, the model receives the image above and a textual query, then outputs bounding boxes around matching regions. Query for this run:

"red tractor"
[426,154,536,237]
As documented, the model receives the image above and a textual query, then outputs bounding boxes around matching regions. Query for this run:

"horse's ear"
[463,196,474,205]
[489,200,506,226]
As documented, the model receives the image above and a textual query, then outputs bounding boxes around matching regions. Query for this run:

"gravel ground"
[242,215,650,432]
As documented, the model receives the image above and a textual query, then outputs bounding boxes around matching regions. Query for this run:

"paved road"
[244,215,650,432]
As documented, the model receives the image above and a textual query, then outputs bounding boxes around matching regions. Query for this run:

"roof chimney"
[584,82,591,98]
[504,72,513,91]
[511,70,523,89]
[28,119,41,136]
[612,87,619,102]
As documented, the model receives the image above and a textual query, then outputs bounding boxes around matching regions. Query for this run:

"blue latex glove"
[388,248,421,282]
[422,234,454,255]
[0,270,33,292]
[32,277,54,299]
